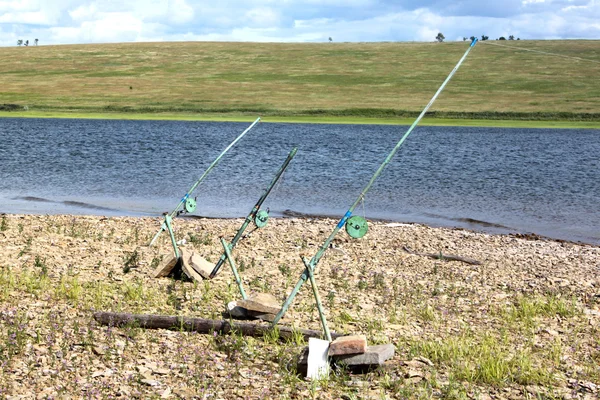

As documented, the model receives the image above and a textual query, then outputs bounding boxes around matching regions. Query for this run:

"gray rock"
[227,301,248,318]
[299,343,395,370]
[333,344,395,367]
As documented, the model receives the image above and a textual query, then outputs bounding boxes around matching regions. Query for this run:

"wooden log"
[93,311,343,341]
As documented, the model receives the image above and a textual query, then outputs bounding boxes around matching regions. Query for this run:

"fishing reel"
[184,197,197,213]
[345,215,368,239]
[254,209,269,228]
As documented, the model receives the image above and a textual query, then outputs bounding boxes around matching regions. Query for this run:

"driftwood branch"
[93,311,342,341]
[402,246,482,265]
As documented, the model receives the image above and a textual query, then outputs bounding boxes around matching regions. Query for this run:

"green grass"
[410,330,555,386]
[1,40,599,127]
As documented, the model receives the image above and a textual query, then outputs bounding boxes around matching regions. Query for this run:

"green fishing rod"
[149,117,261,246]
[271,38,478,332]
[209,147,298,279]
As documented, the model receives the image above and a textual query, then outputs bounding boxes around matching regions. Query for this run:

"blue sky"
[1,0,598,46]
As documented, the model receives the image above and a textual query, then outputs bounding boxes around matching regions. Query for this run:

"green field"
[1,40,599,127]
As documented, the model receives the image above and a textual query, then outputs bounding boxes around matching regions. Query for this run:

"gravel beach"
[1,213,599,399]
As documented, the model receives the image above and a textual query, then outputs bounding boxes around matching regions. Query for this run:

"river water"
[0,118,598,244]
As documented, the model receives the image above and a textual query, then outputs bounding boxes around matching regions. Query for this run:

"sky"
[0,0,599,47]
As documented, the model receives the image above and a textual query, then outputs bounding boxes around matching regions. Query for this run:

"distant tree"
[34,38,38,46]
[17,39,23,46]
[463,37,468,41]
[24,40,29,46]
[481,34,489,41]
[499,36,506,40]
[435,32,445,42]
[508,35,515,40]
[328,37,332,42]
[517,37,521,40]
[470,36,476,41]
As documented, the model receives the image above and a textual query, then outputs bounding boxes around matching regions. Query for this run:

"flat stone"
[333,344,395,367]
[247,310,277,322]
[402,357,434,368]
[180,249,203,283]
[237,293,281,315]
[227,301,248,318]
[153,256,178,278]
[328,335,367,356]
[189,253,213,279]
[227,300,277,322]
[161,388,172,399]
[153,368,170,376]
[299,344,395,369]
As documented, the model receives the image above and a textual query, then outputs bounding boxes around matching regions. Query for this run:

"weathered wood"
[93,311,342,341]
[402,246,482,265]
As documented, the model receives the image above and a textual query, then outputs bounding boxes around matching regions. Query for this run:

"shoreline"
[2,110,600,129]
[3,205,599,246]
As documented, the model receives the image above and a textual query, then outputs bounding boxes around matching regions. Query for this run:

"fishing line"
[240,160,289,240]
[149,117,261,246]
[270,38,480,332]
[360,196,366,220]
[209,147,298,278]
[481,40,600,64]
[270,159,287,199]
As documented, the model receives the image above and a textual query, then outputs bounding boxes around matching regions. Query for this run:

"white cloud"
[0,0,598,46]
[69,3,97,22]
[0,10,50,24]
[48,14,142,44]
[166,0,194,24]
[0,0,39,12]
[245,7,281,28]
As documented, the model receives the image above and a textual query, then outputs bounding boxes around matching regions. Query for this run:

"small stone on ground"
[237,293,281,315]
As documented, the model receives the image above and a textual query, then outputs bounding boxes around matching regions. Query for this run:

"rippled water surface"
[0,118,598,244]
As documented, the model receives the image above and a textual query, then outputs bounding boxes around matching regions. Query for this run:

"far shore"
[1,110,600,129]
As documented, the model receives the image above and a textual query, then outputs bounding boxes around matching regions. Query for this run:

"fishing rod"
[271,38,479,331]
[209,147,298,279]
[149,117,261,246]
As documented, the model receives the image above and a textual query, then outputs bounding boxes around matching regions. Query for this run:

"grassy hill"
[1,40,599,124]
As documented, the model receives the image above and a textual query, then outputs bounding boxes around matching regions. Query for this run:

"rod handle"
[209,257,225,279]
